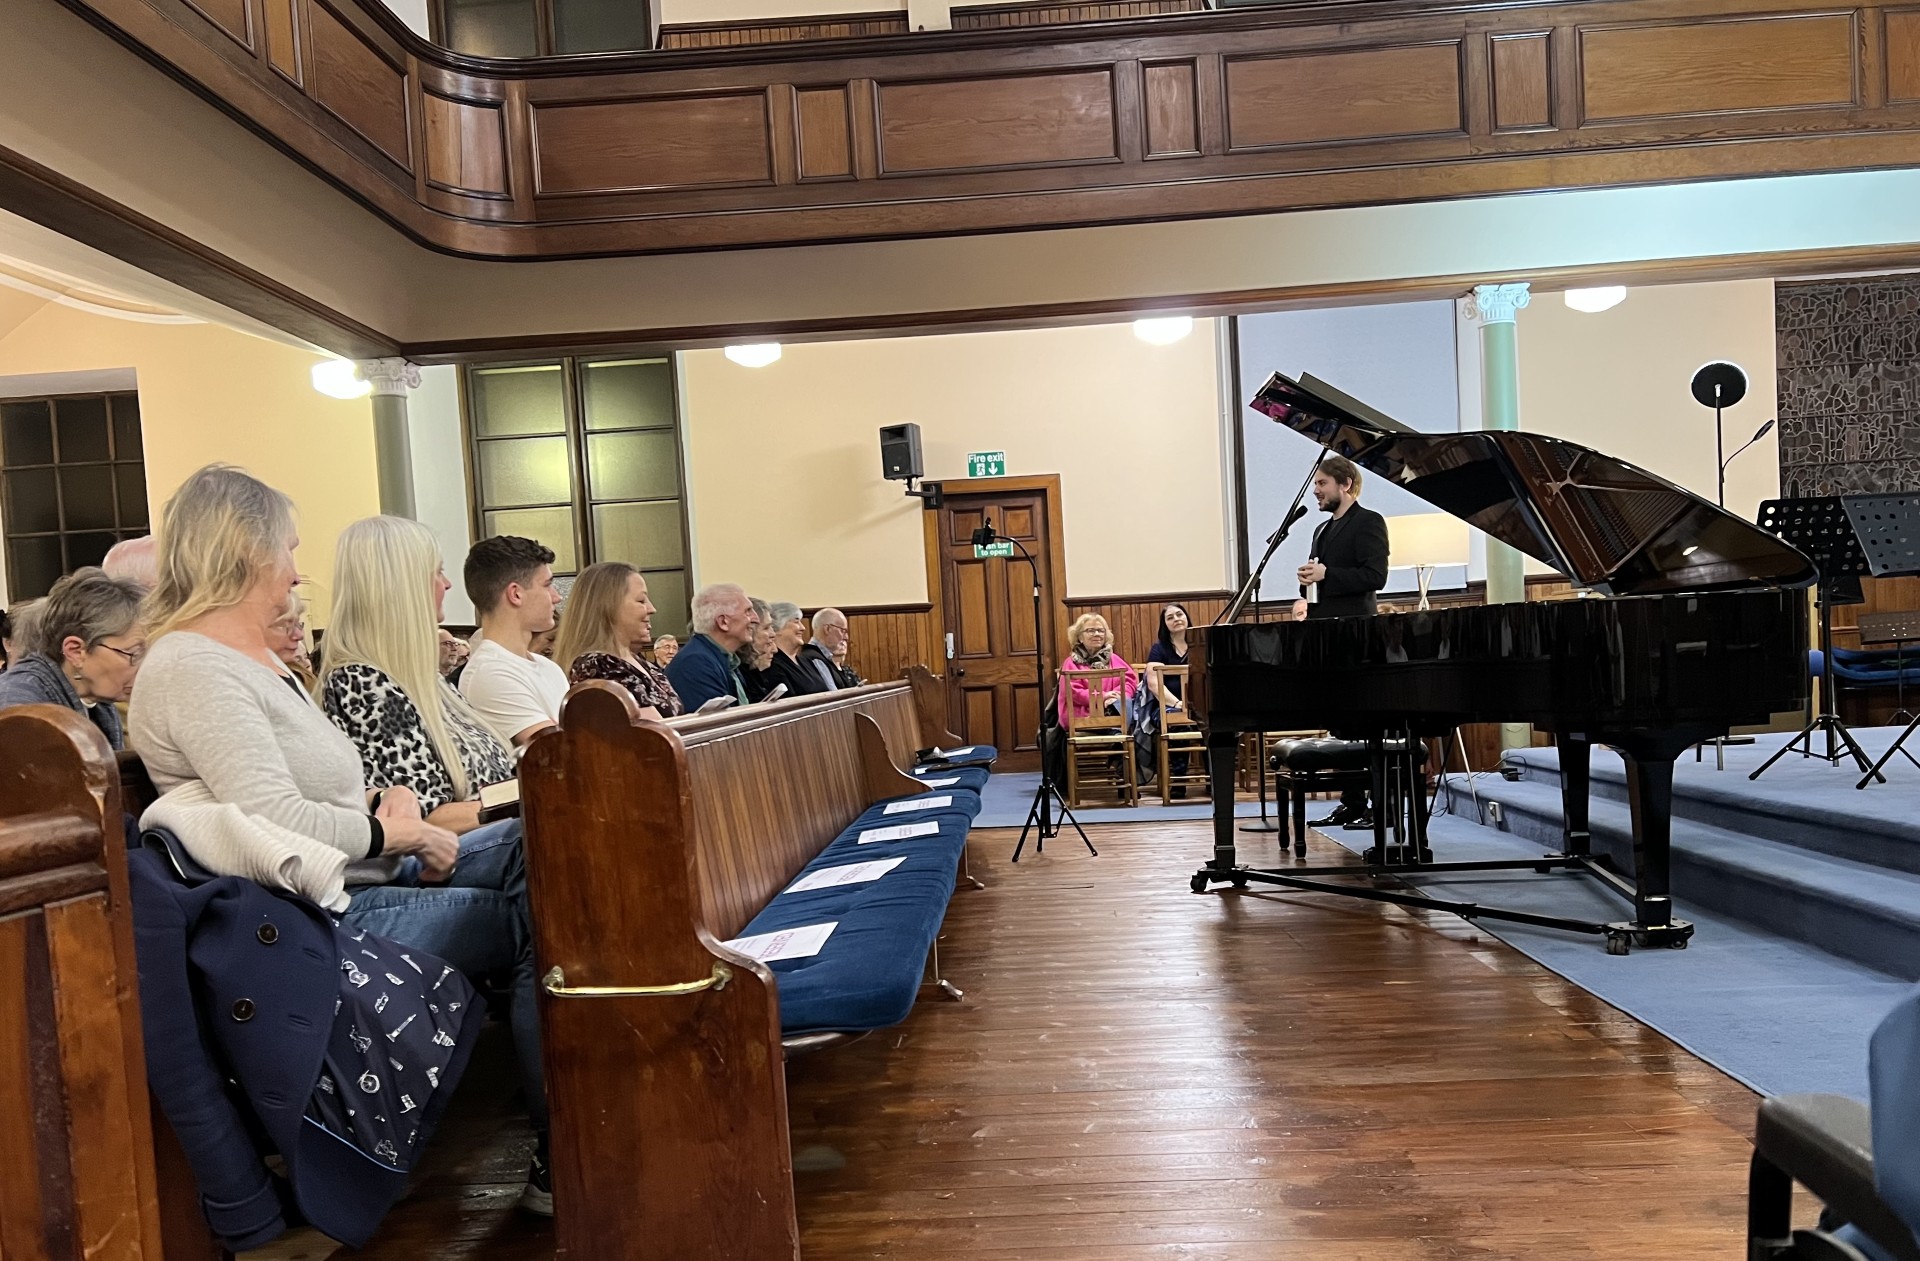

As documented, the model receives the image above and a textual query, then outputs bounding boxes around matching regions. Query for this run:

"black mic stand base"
[1011,773,1096,861]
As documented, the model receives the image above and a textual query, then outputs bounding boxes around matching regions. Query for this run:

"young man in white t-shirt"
[459,535,569,751]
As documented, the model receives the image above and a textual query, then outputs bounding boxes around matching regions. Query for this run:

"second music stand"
[1750,497,1879,782]
[1844,494,1920,787]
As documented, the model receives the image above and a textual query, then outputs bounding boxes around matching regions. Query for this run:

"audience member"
[759,601,830,700]
[530,625,557,659]
[269,592,317,694]
[1056,612,1137,726]
[796,608,848,692]
[651,633,680,667]
[102,534,159,591]
[1145,602,1193,794]
[666,583,757,710]
[0,607,12,671]
[126,467,551,1214]
[738,597,779,701]
[830,638,863,687]
[437,627,469,679]
[459,535,568,750]
[0,568,145,749]
[551,562,682,718]
[6,599,44,671]
[320,516,517,834]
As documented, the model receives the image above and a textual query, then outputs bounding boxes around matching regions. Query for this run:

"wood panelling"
[952,0,1206,28]
[657,12,909,49]
[1491,32,1552,130]
[1580,14,1858,122]
[1889,9,1920,103]
[183,0,252,50]
[424,94,507,195]
[876,70,1117,173]
[1143,60,1200,156]
[1225,43,1464,148]
[532,94,774,193]
[831,602,940,685]
[46,0,1920,259]
[307,1,412,168]
[796,86,855,180]
[263,0,301,83]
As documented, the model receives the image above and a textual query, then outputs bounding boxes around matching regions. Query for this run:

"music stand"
[1843,495,1920,787]
[1750,497,1878,782]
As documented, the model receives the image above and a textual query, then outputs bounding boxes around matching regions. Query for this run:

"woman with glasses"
[0,567,145,749]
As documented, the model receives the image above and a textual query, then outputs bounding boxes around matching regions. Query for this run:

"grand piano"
[1188,372,1816,953]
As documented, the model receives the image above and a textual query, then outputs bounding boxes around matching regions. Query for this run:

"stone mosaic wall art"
[1777,277,1920,496]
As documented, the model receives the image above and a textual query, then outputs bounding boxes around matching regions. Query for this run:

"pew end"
[521,681,801,1261]
[0,705,166,1261]
[904,664,964,749]
[858,712,926,803]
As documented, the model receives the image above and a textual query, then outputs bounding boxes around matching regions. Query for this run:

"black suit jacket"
[1300,501,1390,619]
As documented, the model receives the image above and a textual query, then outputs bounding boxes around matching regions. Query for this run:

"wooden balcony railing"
[58,0,1920,258]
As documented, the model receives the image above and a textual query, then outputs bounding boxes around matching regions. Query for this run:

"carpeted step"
[1435,775,1920,979]
[1494,744,1920,876]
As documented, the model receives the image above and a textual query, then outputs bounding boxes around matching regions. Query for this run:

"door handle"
[955,667,966,677]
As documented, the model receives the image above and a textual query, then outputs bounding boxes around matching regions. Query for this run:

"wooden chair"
[1153,665,1209,801]
[1060,666,1137,807]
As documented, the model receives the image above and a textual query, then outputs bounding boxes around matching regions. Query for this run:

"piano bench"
[1267,739,1430,860]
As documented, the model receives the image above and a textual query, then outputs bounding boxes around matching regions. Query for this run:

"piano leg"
[1613,751,1694,953]
[1207,732,1240,873]
[1556,733,1592,858]
[1368,736,1390,865]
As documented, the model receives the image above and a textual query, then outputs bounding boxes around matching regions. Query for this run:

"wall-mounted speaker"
[879,423,924,481]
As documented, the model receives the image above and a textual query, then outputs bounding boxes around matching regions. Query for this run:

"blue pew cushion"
[909,763,991,793]
[729,789,977,1035]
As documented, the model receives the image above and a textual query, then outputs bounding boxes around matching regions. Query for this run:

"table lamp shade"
[1386,513,1471,569]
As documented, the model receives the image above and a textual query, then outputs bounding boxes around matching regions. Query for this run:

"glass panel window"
[591,501,684,571]
[443,0,540,56]
[55,397,111,462]
[8,536,62,598]
[472,364,567,437]
[2,401,54,465]
[5,468,59,533]
[583,360,675,431]
[553,0,652,53]
[111,395,143,459]
[482,508,577,573]
[479,436,572,506]
[641,569,690,641]
[60,466,116,531]
[586,430,679,502]
[2,391,147,599]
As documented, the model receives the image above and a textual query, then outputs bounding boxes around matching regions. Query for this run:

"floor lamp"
[1386,513,1476,812]
[1692,361,1775,763]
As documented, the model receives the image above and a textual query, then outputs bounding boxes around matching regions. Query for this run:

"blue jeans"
[342,819,546,1133]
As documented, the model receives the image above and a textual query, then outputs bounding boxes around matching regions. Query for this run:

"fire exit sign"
[973,541,1014,558]
[967,451,1006,478]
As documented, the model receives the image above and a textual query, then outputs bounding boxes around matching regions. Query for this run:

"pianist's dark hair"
[1321,454,1363,495]
[1157,604,1191,657]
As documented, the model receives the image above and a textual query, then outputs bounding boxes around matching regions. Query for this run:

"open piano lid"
[1251,371,1816,596]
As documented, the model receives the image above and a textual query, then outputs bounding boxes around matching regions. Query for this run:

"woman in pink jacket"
[1056,613,1138,726]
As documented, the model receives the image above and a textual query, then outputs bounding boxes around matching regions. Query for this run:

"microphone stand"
[972,522,1095,862]
[1217,448,1325,835]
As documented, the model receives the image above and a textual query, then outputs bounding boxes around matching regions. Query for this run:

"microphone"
[971,520,998,547]
[1264,504,1308,546]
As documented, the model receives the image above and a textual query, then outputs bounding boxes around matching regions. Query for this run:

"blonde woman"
[269,591,317,694]
[127,476,552,1215]
[1056,612,1138,726]
[550,561,681,718]
[320,516,517,833]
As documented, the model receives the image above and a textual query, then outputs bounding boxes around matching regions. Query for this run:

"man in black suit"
[1291,455,1391,829]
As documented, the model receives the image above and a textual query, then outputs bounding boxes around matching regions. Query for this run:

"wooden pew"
[520,679,957,1261]
[0,706,164,1261]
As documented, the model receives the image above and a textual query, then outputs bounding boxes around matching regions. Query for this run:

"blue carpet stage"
[977,733,1920,1099]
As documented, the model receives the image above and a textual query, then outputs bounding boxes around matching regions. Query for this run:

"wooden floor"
[251,820,1767,1260]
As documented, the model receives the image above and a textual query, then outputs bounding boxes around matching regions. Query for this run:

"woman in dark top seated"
[1145,602,1193,793]
[551,561,681,718]
[738,596,779,701]
[0,567,145,749]
[759,601,830,700]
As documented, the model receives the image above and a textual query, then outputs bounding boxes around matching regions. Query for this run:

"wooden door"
[938,489,1059,772]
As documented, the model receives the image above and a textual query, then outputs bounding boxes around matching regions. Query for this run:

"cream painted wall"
[0,302,380,617]
[1516,279,1780,521]
[680,322,1227,607]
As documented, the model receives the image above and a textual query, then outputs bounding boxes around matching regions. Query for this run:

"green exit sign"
[967,451,1006,478]
[973,541,1014,558]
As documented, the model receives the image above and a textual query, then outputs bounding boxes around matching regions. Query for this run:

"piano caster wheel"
[1229,876,1250,890]
[1190,872,1212,894]
[1534,864,1556,875]
[1605,931,1632,956]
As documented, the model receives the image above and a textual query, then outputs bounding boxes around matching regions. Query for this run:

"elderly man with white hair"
[664,583,758,711]
[102,534,159,591]
[797,607,850,692]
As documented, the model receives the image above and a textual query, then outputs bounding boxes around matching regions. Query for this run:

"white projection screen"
[1233,302,1468,598]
